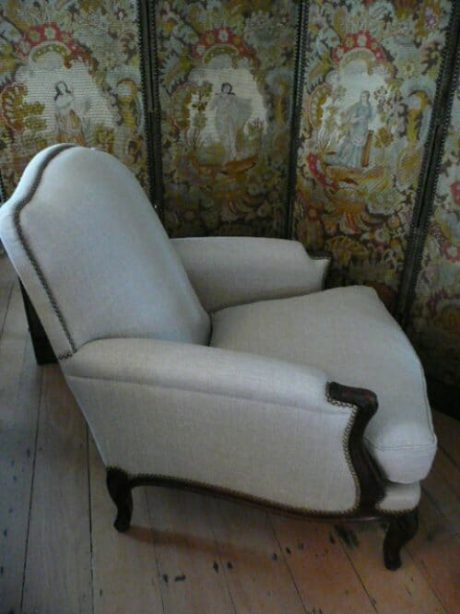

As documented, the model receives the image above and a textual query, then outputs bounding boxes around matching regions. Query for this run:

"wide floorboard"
[0,256,459,614]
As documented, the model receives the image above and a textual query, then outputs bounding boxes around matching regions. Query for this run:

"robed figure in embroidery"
[54,81,85,145]
[331,91,373,168]
[210,82,252,162]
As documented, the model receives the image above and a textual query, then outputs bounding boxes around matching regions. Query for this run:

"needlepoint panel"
[0,0,148,198]
[293,0,452,309]
[155,0,299,237]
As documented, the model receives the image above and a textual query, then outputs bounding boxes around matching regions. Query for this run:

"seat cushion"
[211,286,436,483]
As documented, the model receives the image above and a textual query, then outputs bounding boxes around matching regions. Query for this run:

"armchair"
[0,145,436,570]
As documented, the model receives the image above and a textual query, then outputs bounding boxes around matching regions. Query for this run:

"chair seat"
[211,286,436,484]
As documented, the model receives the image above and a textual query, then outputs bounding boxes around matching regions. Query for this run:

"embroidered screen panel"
[0,0,148,199]
[292,0,452,310]
[155,0,299,238]
[408,77,460,387]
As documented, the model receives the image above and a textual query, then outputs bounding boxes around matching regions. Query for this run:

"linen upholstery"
[211,286,437,484]
[0,145,77,356]
[63,338,359,512]
[377,483,421,513]
[172,237,330,312]
[0,145,210,357]
[0,145,431,517]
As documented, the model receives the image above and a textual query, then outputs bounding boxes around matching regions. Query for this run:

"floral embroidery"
[0,1,148,198]
[293,0,451,309]
[156,0,298,237]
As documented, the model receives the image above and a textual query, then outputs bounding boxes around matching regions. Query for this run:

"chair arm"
[63,337,331,411]
[172,237,330,311]
[63,339,383,513]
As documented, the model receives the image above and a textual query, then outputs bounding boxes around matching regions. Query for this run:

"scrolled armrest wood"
[327,381,385,512]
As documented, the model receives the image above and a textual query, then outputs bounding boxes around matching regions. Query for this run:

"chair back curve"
[0,145,210,358]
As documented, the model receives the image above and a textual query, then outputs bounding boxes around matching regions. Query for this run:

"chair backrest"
[0,145,210,359]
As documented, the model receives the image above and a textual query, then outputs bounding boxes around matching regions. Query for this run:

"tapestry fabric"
[155,0,299,237]
[0,1,458,392]
[292,0,452,310]
[408,73,460,387]
[0,0,148,198]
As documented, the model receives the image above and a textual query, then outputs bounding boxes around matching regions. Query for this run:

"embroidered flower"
[44,27,56,40]
[218,29,229,42]
[345,36,354,49]
[18,40,31,54]
[399,61,416,80]
[424,8,438,30]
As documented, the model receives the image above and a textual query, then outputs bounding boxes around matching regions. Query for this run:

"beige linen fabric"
[173,236,329,312]
[0,145,210,355]
[63,337,359,512]
[211,286,436,483]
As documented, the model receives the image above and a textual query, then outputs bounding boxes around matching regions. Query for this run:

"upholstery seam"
[364,437,437,452]
[209,285,329,314]
[111,464,418,516]
[112,465,364,516]
[211,284,377,315]
[12,144,78,355]
[376,498,420,514]
[65,372,350,415]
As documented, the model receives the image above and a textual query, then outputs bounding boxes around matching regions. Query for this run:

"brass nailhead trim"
[12,144,78,356]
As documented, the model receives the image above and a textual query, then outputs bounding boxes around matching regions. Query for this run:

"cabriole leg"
[106,468,133,532]
[383,509,419,570]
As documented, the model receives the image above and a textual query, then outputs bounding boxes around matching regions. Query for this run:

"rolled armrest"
[63,339,381,513]
[64,338,355,511]
[172,237,330,311]
[63,337,333,412]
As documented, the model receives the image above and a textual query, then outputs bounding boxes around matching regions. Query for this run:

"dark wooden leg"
[106,468,133,532]
[383,509,419,570]
[20,282,57,365]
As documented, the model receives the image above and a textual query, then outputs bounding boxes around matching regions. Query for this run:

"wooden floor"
[0,255,459,614]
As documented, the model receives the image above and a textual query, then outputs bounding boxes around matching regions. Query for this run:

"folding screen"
[0,1,459,398]
[292,0,453,311]
[0,0,148,199]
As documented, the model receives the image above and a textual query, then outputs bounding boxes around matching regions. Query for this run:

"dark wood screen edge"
[137,0,165,219]
[284,0,309,240]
